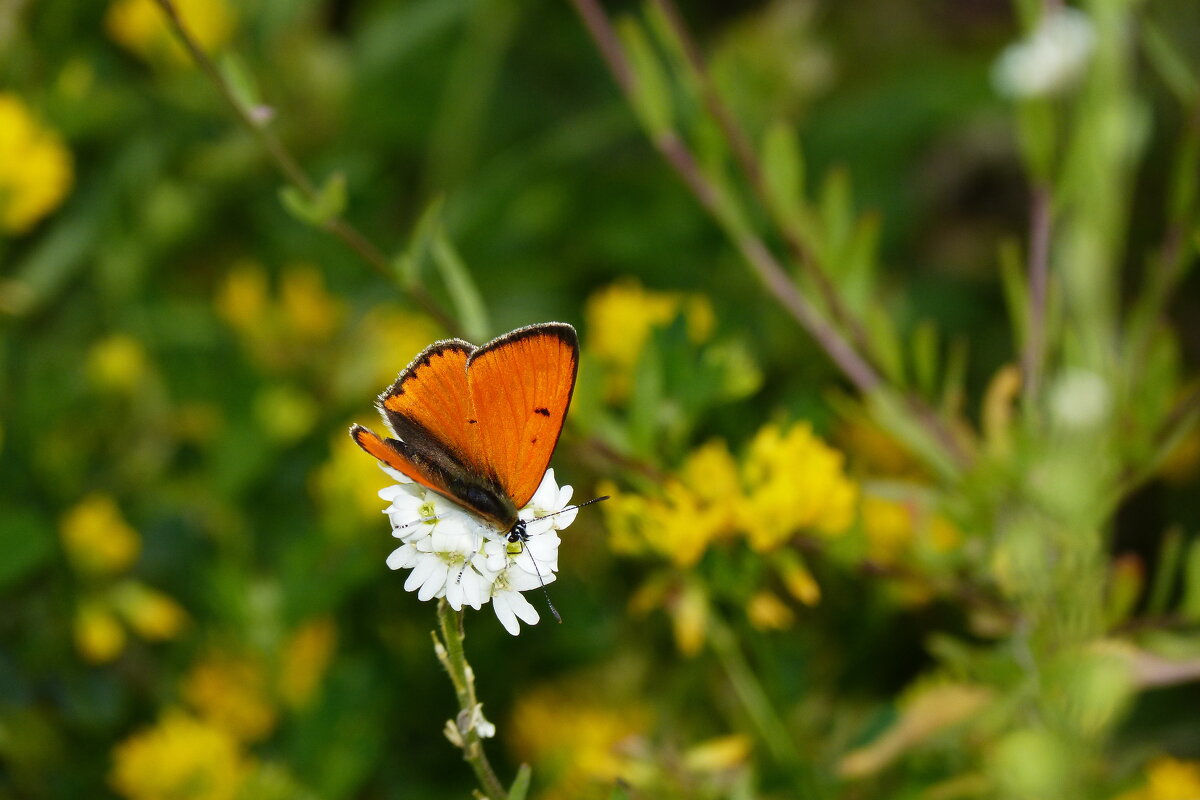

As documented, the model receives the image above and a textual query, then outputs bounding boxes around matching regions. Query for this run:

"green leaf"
[998,237,1029,355]
[1168,126,1199,227]
[1141,21,1199,105]
[911,320,939,398]
[507,764,532,800]
[940,337,969,415]
[607,783,633,800]
[279,172,347,228]
[218,53,266,119]
[866,303,905,387]
[616,17,673,137]
[817,168,853,275]
[1148,526,1185,616]
[394,197,446,287]
[1015,99,1056,182]
[762,122,806,233]
[841,212,881,310]
[431,233,490,343]
[0,509,55,591]
[1180,537,1200,622]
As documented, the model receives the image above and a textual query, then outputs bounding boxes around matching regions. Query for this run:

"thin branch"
[652,131,886,394]
[569,0,969,468]
[150,0,461,336]
[1022,182,1053,404]
[650,0,878,365]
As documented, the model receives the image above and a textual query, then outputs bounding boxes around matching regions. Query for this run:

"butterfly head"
[504,519,529,555]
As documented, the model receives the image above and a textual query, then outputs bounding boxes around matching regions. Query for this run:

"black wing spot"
[467,418,477,424]
[534,407,550,416]
[531,437,538,444]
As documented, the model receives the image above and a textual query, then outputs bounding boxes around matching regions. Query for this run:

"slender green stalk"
[705,612,798,765]
[149,0,461,336]
[434,600,509,800]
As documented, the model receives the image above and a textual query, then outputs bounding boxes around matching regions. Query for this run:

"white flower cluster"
[378,466,578,635]
[992,7,1096,99]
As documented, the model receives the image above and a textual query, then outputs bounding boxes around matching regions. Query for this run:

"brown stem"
[150,0,461,337]
[650,0,877,364]
[1022,182,1053,404]
[569,0,968,467]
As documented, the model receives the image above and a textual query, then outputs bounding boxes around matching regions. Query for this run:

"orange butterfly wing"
[352,340,505,515]
[377,339,482,472]
[465,323,578,509]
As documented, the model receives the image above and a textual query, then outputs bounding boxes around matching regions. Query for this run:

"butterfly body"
[351,322,579,536]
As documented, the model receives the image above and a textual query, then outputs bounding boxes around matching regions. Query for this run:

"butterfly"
[350,322,582,550]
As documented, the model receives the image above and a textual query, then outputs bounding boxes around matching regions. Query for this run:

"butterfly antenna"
[525,551,561,624]
[530,495,610,523]
[391,513,444,535]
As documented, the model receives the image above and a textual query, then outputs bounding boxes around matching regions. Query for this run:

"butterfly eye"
[505,540,524,556]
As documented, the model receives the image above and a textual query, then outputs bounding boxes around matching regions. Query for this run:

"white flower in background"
[378,467,573,635]
[1048,368,1112,430]
[992,7,1096,99]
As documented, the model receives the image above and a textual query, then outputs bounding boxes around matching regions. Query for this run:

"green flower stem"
[434,599,508,800]
[149,0,460,337]
[706,612,798,766]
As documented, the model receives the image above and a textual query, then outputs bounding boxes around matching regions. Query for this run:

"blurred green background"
[2,0,1199,798]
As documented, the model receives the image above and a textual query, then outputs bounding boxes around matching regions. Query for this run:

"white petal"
[508,591,540,626]
[557,484,574,508]
[526,536,560,570]
[404,555,439,593]
[444,570,466,610]
[524,516,555,538]
[508,568,553,592]
[552,504,578,531]
[492,592,520,635]
[417,562,450,601]
[527,470,558,512]
[461,568,491,610]
[386,544,418,570]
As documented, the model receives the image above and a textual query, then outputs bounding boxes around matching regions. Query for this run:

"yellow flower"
[585,278,714,400]
[253,384,318,443]
[928,514,962,553]
[746,590,794,630]
[509,685,649,800]
[861,497,914,565]
[0,93,72,235]
[279,265,342,343]
[740,422,857,551]
[356,307,442,390]
[87,334,149,393]
[214,261,269,334]
[312,425,396,537]
[183,653,277,743]
[110,711,250,800]
[683,734,752,773]
[602,440,741,567]
[279,617,337,709]
[775,554,821,605]
[60,494,140,577]
[75,601,126,664]
[1117,757,1200,800]
[835,414,925,479]
[113,582,188,641]
[106,0,235,67]
[672,581,709,656]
